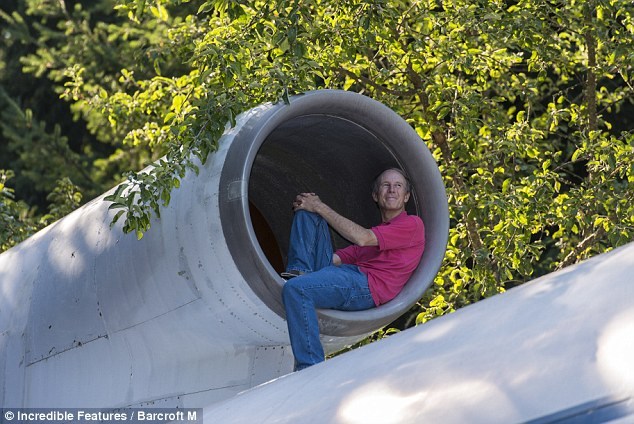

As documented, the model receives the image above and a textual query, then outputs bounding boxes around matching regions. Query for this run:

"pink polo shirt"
[335,212,425,306]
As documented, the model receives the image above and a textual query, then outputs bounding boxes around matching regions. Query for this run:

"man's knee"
[293,209,324,225]
[282,280,301,305]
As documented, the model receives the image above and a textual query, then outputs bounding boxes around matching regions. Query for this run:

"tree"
[0,0,197,246]
[3,0,634,329]
[0,169,82,250]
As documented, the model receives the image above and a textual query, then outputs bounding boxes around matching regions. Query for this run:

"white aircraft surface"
[204,241,634,423]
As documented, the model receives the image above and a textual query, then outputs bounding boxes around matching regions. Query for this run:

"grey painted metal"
[0,89,448,408]
[203,241,634,423]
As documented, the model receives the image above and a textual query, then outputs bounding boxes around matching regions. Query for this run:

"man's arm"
[293,193,378,247]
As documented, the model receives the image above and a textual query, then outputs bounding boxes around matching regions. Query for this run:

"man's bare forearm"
[296,193,377,247]
[313,202,377,246]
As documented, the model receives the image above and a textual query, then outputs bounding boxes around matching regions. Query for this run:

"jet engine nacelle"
[0,90,448,408]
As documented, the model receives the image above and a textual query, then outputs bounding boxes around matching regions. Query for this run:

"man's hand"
[292,193,321,212]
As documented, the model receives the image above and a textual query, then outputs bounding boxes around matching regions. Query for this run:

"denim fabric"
[282,211,375,371]
[285,210,334,274]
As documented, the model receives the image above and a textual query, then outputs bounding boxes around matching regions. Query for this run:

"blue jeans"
[282,211,375,371]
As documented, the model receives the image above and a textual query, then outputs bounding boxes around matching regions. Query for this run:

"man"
[281,168,425,371]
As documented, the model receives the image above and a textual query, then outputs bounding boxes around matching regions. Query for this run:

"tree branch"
[557,226,605,270]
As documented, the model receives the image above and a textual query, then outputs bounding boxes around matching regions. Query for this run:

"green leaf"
[502,178,511,194]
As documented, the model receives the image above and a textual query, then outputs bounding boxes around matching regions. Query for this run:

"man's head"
[372,168,411,195]
[371,168,412,219]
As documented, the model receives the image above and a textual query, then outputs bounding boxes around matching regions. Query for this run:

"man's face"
[372,170,410,213]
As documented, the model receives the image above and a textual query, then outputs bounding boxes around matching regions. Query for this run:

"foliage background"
[1,0,633,330]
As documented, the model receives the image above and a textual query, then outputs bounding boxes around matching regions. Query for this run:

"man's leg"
[285,210,333,275]
[282,264,375,371]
